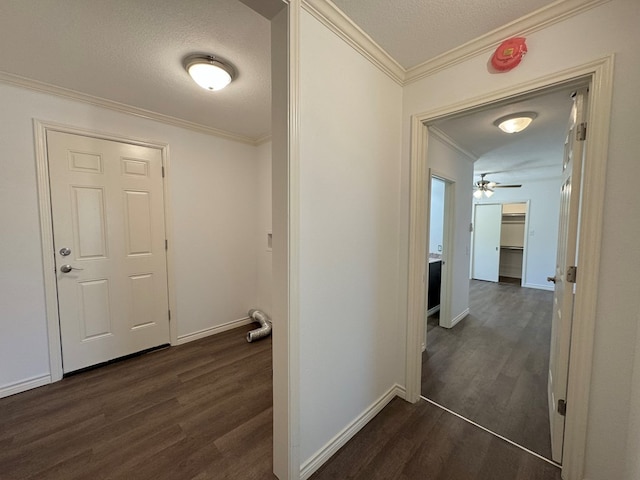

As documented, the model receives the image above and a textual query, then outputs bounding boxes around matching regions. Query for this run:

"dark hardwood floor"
[0,324,276,480]
[311,397,561,480]
[2,316,560,479]
[422,279,554,459]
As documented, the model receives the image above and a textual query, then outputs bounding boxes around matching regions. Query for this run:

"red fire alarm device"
[491,37,527,72]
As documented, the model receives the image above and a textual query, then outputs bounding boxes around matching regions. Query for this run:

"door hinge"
[162,166,165,178]
[165,239,168,250]
[558,399,567,416]
[576,122,587,141]
[567,265,577,283]
[168,309,171,321]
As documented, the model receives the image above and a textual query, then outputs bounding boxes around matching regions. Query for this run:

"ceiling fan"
[473,173,522,198]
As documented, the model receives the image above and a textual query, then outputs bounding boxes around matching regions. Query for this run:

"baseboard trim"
[300,384,405,479]
[426,305,440,317]
[523,283,555,292]
[449,308,470,328]
[175,316,254,345]
[0,374,51,399]
[394,384,407,401]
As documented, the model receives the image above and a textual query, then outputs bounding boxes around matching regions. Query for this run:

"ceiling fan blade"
[493,184,522,188]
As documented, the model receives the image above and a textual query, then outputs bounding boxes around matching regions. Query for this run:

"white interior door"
[48,131,170,373]
[547,88,588,463]
[472,204,501,282]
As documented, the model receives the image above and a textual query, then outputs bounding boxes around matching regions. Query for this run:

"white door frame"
[34,120,178,382]
[405,55,613,480]
[429,172,455,330]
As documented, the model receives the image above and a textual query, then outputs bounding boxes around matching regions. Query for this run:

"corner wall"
[428,135,473,325]
[297,7,403,468]
[256,140,273,317]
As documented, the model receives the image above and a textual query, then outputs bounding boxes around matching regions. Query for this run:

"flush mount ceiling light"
[493,112,538,133]
[184,54,235,91]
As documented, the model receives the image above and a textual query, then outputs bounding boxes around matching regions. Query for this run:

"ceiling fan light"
[484,189,495,198]
[184,55,235,91]
[494,112,537,133]
[474,189,483,199]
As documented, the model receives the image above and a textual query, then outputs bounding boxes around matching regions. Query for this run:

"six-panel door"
[47,131,170,373]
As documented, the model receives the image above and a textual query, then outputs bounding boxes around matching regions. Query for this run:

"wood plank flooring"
[2,316,561,479]
[422,279,554,459]
[0,324,276,480]
[310,397,561,480]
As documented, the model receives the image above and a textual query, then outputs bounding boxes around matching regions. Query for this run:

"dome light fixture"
[184,54,235,91]
[493,112,537,133]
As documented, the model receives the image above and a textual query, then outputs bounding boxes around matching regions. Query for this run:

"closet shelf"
[500,245,524,250]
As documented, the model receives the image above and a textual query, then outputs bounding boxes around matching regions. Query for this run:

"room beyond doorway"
[406,57,612,480]
[423,279,554,459]
[422,84,582,463]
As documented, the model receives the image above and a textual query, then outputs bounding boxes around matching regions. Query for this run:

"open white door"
[547,88,588,463]
[48,131,171,373]
[472,204,501,282]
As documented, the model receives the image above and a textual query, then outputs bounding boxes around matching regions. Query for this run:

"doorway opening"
[427,176,446,317]
[425,175,456,348]
[422,85,578,462]
[471,202,529,286]
[406,55,613,480]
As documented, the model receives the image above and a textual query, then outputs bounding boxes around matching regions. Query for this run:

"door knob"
[60,264,84,273]
[547,276,557,283]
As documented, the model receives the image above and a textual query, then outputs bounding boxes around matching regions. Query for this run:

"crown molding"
[301,0,405,85]
[428,126,478,162]
[299,0,610,88]
[0,0,610,146]
[0,70,260,146]
[254,133,273,145]
[404,0,611,85]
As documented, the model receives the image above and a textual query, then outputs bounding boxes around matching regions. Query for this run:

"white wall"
[401,1,640,477]
[256,140,273,317]
[170,127,259,340]
[429,177,445,255]
[428,135,474,324]
[626,305,640,479]
[475,177,562,290]
[0,82,263,393]
[298,9,403,465]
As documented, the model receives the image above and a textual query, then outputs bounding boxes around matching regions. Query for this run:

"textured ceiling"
[332,0,557,69]
[0,1,573,142]
[0,0,271,139]
[433,86,576,185]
